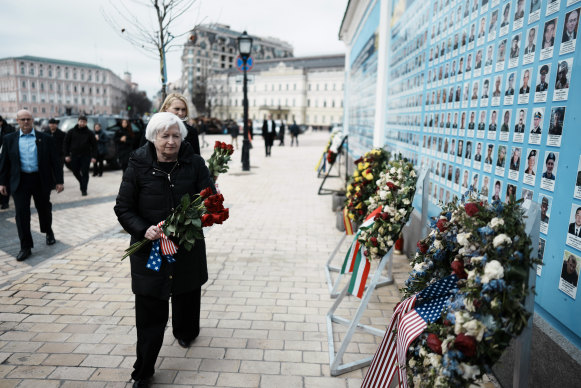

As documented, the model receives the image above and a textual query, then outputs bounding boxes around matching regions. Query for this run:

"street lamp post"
[238,31,253,171]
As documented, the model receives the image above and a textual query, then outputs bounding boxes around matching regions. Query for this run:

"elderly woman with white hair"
[114,112,214,388]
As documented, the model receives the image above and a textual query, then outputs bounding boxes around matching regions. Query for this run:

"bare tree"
[102,0,197,102]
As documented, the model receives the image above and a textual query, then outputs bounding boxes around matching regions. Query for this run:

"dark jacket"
[0,122,16,148]
[64,125,97,158]
[114,127,139,169]
[43,128,66,159]
[0,130,63,192]
[184,123,201,155]
[93,129,109,156]
[114,141,214,300]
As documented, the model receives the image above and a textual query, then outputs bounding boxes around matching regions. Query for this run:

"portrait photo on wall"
[523,26,538,64]
[540,17,557,60]
[500,109,511,137]
[484,143,494,172]
[492,179,503,201]
[528,107,544,145]
[480,175,490,199]
[540,150,558,191]
[488,109,498,140]
[529,0,542,24]
[554,57,573,101]
[536,237,545,276]
[513,0,526,29]
[508,146,522,180]
[559,250,580,299]
[513,108,527,143]
[495,145,507,177]
[575,155,581,200]
[485,44,495,72]
[547,106,565,147]
[496,39,507,71]
[509,33,521,68]
[560,7,579,55]
[518,67,532,104]
[539,194,551,234]
[506,183,517,202]
[500,2,511,35]
[566,204,581,252]
[534,63,550,102]
[521,188,534,211]
[523,148,538,186]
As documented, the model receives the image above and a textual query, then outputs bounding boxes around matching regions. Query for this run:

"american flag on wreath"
[361,275,458,388]
[146,221,178,272]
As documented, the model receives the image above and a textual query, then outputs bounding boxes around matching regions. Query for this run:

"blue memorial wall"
[347,0,581,348]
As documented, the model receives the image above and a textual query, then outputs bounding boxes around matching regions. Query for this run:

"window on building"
[322,115,325,123]
[29,65,34,75]
[307,99,310,107]
[81,72,84,80]
[82,98,86,104]
[315,100,318,107]
[316,84,319,91]
[21,81,26,88]
[332,100,335,108]
[32,107,37,113]
[271,85,274,91]
[333,84,336,90]
[42,107,46,113]
[278,84,281,91]
[286,84,289,91]
[39,68,43,76]
[66,84,70,91]
[293,98,295,107]
[48,69,52,77]
[22,94,27,102]
[294,84,296,90]
[314,115,317,123]
[74,86,77,93]
[65,71,69,79]
[323,100,326,108]
[49,83,53,91]
[40,83,44,91]
[73,71,77,80]
[308,84,311,91]
[306,114,309,122]
[31,82,35,89]
[32,95,36,102]
[20,66,25,75]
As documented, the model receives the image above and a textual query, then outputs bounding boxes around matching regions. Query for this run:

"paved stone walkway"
[0,132,493,387]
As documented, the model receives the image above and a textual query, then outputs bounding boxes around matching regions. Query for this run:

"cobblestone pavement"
[0,132,494,387]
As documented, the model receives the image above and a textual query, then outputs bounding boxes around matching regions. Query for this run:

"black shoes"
[132,378,150,388]
[1,203,8,209]
[16,248,31,261]
[177,338,191,348]
[81,191,88,196]
[46,232,56,246]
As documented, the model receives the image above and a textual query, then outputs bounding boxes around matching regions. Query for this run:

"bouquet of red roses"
[207,141,234,181]
[121,187,229,260]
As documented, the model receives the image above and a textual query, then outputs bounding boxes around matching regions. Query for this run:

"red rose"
[386,182,400,191]
[451,259,467,279]
[201,214,213,227]
[473,299,482,309]
[200,187,213,198]
[363,249,369,257]
[464,203,479,217]
[381,212,391,221]
[436,219,448,232]
[370,237,378,246]
[354,157,363,164]
[226,144,234,154]
[214,141,221,149]
[211,213,223,224]
[443,319,452,326]
[426,333,443,355]
[417,241,429,254]
[454,333,476,357]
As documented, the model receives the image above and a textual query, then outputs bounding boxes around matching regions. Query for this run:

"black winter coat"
[63,125,97,158]
[114,141,214,300]
[184,123,201,155]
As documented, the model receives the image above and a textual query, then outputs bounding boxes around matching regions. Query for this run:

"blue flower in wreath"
[482,279,506,293]
[478,226,494,235]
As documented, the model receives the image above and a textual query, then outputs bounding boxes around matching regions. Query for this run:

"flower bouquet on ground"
[315,127,343,171]
[207,141,234,181]
[121,188,229,260]
[344,148,390,225]
[326,130,347,164]
[358,157,417,261]
[399,197,538,387]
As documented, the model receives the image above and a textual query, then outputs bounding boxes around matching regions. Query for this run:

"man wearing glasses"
[0,110,64,261]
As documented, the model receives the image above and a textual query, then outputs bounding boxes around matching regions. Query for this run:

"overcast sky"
[1,0,348,98]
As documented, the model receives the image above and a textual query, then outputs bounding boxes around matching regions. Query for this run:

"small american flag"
[145,221,178,272]
[362,275,458,388]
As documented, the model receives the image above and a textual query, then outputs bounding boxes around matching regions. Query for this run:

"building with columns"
[0,56,129,118]
[207,54,345,129]
[181,23,294,114]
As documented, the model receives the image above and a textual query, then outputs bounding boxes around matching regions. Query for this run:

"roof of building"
[220,54,345,75]
[0,56,108,71]
[192,24,293,50]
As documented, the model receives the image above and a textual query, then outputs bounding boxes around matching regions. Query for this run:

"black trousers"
[0,181,9,206]
[132,288,201,380]
[12,172,52,249]
[69,155,91,192]
[93,154,104,176]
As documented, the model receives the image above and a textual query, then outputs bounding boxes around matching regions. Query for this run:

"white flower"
[470,256,483,265]
[457,232,471,246]
[390,167,397,174]
[402,198,411,205]
[427,353,442,368]
[434,240,444,250]
[463,319,486,341]
[410,170,417,177]
[441,335,455,354]
[379,190,388,200]
[492,234,511,248]
[409,358,416,368]
[413,376,422,387]
[454,311,471,335]
[481,260,504,284]
[414,262,427,272]
[419,347,427,357]
[489,217,505,228]
[460,363,480,380]
[466,269,478,282]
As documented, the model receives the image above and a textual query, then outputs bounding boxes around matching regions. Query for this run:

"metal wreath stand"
[326,167,430,376]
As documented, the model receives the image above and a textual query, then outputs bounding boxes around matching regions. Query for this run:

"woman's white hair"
[145,112,188,142]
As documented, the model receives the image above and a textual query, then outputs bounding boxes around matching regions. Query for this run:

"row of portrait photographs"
[421,105,567,150]
[428,3,580,66]
[425,57,574,106]
[426,140,559,191]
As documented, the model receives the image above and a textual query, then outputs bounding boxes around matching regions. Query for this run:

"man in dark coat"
[290,121,300,146]
[43,118,65,174]
[0,115,16,209]
[262,114,276,156]
[115,112,214,387]
[278,120,286,146]
[63,115,97,196]
[0,110,64,261]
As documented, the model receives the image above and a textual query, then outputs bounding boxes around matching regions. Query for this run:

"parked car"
[56,115,142,169]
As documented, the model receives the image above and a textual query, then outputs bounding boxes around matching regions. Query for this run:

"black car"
[56,115,143,169]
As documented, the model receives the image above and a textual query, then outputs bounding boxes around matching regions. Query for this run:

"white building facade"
[0,56,129,118]
[207,55,345,129]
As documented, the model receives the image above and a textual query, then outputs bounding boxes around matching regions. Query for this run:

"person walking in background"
[0,115,16,209]
[0,110,64,261]
[290,121,300,147]
[198,118,209,148]
[115,119,138,172]
[160,93,200,155]
[278,120,286,146]
[44,118,65,175]
[93,123,108,177]
[64,115,97,196]
[262,114,276,156]
[228,120,239,149]
[114,112,214,388]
